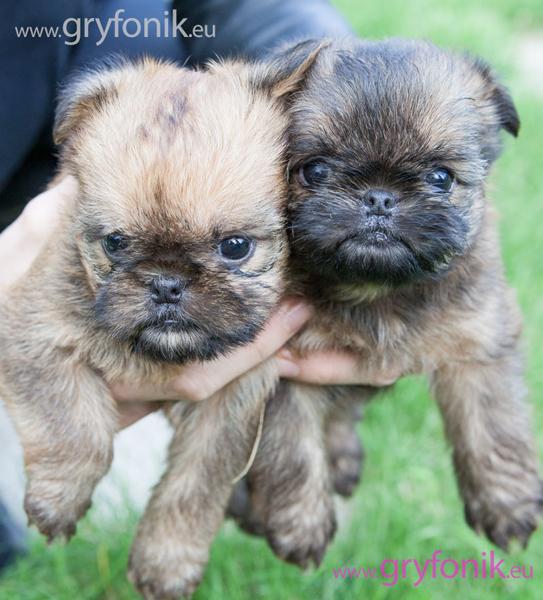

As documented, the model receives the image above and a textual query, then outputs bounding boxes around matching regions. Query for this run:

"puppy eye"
[426,168,454,193]
[102,232,129,256]
[218,236,253,262]
[297,161,330,187]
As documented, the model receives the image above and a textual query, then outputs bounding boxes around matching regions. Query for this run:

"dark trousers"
[0,501,25,571]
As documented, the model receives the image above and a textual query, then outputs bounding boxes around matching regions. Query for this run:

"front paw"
[464,479,543,550]
[24,481,92,542]
[128,535,208,600]
[266,492,337,568]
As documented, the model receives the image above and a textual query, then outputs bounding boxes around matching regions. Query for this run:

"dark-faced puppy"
[231,38,541,565]
[0,52,323,599]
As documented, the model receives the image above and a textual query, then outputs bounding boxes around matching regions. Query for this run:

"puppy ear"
[492,83,520,137]
[472,58,520,137]
[254,39,329,99]
[53,60,125,145]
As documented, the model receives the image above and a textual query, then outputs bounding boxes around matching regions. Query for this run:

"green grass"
[2,1,543,598]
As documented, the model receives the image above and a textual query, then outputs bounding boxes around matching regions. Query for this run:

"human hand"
[0,181,397,430]
[276,348,402,387]
[113,300,313,428]
[0,177,78,293]
[115,306,402,428]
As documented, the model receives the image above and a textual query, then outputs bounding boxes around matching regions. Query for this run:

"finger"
[279,350,361,384]
[19,176,79,241]
[279,350,400,386]
[0,177,79,291]
[111,299,312,403]
[164,299,312,401]
[117,401,164,429]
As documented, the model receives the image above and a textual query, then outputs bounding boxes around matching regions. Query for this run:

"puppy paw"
[464,479,543,550]
[24,451,111,542]
[24,484,91,542]
[266,494,337,568]
[326,422,364,497]
[128,537,208,600]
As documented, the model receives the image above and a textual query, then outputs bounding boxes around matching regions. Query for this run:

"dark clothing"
[0,1,190,229]
[0,501,25,571]
[173,0,351,63]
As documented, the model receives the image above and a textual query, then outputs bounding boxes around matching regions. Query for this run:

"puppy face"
[286,40,519,287]
[54,57,317,362]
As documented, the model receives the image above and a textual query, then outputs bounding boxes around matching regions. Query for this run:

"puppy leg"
[326,416,364,498]
[325,387,376,497]
[226,478,266,536]
[128,366,275,600]
[432,351,543,550]
[227,386,375,533]
[1,359,116,541]
[248,381,336,568]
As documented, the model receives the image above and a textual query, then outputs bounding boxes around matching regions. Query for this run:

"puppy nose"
[151,276,183,304]
[363,189,397,215]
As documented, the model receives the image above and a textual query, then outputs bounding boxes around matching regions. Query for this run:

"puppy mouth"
[351,230,395,245]
[140,305,203,334]
[340,222,407,249]
[163,319,181,327]
[149,315,201,333]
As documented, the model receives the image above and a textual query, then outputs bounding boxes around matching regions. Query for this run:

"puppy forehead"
[295,43,483,162]
[77,62,286,234]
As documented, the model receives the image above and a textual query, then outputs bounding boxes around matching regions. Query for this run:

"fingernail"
[282,301,313,333]
[277,358,300,378]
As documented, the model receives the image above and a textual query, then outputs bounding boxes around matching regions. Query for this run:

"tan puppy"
[230,38,542,565]
[0,51,322,599]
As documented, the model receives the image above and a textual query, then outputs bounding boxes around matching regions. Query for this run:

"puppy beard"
[93,280,268,364]
[289,193,470,286]
[130,319,265,363]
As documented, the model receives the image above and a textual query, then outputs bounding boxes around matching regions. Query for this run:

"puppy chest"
[294,306,457,376]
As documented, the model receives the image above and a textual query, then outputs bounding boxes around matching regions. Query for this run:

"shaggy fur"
[229,38,542,565]
[0,51,323,599]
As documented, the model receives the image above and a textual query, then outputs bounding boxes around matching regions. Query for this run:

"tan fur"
[0,52,323,599]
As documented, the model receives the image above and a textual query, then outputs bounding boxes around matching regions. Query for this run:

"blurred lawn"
[2,0,543,598]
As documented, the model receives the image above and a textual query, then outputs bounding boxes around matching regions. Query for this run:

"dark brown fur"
[230,38,542,564]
